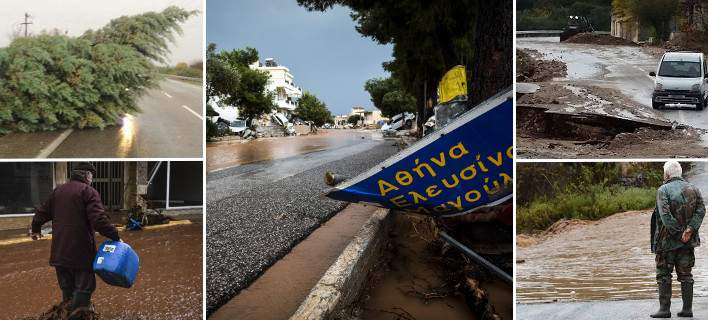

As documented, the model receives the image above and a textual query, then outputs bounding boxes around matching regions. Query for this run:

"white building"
[250,58,303,116]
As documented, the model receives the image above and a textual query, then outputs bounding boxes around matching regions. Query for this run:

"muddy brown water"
[1,223,203,320]
[357,214,512,320]
[206,129,379,171]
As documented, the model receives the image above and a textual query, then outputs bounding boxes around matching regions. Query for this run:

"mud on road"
[1,222,203,320]
[516,37,708,159]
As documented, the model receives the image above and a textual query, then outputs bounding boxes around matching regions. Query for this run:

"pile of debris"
[564,33,637,46]
[665,31,708,53]
[516,49,567,82]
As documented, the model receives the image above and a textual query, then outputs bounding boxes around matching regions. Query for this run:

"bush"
[517,185,656,232]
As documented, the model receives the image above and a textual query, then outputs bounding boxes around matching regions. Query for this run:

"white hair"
[664,161,682,179]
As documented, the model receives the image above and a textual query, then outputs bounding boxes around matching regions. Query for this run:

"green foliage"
[347,114,362,124]
[159,61,203,78]
[517,185,656,232]
[206,44,275,125]
[0,7,196,134]
[364,77,415,118]
[517,0,612,31]
[295,92,332,126]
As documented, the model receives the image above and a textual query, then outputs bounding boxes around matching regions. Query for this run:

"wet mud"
[2,222,203,320]
[346,214,512,320]
[564,33,638,46]
[206,129,379,171]
[517,49,567,82]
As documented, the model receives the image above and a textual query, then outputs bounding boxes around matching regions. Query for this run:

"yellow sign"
[438,65,467,104]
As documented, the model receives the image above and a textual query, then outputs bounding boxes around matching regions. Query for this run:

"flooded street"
[517,163,708,304]
[1,221,203,320]
[206,129,382,172]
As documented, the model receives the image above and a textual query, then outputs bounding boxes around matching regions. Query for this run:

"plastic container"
[93,240,140,288]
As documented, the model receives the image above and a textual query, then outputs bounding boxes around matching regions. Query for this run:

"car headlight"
[693,83,701,92]
[656,82,663,90]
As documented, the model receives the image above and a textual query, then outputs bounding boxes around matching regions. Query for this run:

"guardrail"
[162,74,203,82]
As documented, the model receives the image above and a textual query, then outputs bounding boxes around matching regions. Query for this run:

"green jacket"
[652,177,705,253]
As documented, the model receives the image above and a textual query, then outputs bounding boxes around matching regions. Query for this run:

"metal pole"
[21,13,32,37]
[165,161,171,210]
[439,231,512,285]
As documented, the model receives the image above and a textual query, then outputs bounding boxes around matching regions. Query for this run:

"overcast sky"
[207,0,393,115]
[0,0,202,65]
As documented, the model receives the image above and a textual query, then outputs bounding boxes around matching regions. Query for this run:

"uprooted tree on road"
[0,6,197,134]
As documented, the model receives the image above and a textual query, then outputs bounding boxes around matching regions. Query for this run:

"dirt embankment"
[517,219,593,249]
[564,33,638,46]
[516,48,567,82]
[665,31,708,53]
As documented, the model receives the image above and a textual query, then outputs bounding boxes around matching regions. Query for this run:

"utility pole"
[20,13,32,37]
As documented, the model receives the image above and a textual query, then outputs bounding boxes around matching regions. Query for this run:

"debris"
[516,49,567,82]
[564,33,638,46]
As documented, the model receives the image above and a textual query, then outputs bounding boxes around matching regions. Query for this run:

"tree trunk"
[467,0,512,107]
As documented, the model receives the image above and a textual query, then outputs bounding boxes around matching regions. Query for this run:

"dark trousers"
[55,267,96,304]
[656,247,695,284]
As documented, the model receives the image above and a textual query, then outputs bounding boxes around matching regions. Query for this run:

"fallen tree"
[0,6,196,134]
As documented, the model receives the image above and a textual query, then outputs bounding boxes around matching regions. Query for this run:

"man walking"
[31,162,121,316]
[651,160,705,318]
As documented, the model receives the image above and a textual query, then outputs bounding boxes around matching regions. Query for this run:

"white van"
[650,51,708,110]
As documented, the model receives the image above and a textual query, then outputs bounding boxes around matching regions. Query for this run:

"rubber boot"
[61,289,73,302]
[651,280,672,318]
[678,281,694,317]
[69,291,92,320]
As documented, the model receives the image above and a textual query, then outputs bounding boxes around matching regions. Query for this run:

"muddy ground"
[516,41,708,158]
[1,219,203,320]
[343,213,512,320]
[564,33,637,46]
[517,49,567,82]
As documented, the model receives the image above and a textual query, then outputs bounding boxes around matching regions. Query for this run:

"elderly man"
[31,162,121,316]
[651,161,705,318]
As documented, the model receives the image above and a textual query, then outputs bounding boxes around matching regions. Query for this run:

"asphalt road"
[205,134,399,315]
[518,37,708,133]
[518,298,708,320]
[0,78,203,158]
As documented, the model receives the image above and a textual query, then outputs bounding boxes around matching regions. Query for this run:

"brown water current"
[1,223,203,320]
[517,163,708,304]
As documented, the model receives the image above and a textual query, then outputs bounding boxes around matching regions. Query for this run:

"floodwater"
[206,129,383,172]
[1,222,203,320]
[360,214,512,320]
[517,163,708,304]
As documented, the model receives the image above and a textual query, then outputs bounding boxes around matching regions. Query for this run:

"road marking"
[35,129,73,158]
[182,105,203,120]
[163,92,173,98]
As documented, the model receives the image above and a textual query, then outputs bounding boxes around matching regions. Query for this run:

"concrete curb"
[289,208,391,320]
[0,220,192,247]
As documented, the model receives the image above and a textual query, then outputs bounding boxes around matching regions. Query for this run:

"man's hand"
[681,227,694,243]
[31,233,43,241]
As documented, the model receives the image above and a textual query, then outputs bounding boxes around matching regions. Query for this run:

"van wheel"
[698,99,705,111]
[652,101,663,109]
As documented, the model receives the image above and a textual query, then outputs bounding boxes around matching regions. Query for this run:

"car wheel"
[652,101,663,109]
[698,98,705,111]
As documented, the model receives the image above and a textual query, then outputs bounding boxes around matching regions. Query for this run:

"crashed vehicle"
[271,113,296,135]
[650,51,708,110]
[559,15,594,42]
[380,112,415,135]
[208,98,250,136]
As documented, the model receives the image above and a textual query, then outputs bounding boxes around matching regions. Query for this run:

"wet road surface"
[1,221,203,320]
[518,37,708,136]
[517,163,708,305]
[207,129,379,172]
[518,297,708,320]
[206,132,399,314]
[0,78,203,158]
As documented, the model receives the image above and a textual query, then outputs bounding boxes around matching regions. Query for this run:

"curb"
[289,208,391,320]
[0,220,192,247]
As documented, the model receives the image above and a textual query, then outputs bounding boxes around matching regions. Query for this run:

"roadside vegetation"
[517,0,611,31]
[159,61,203,79]
[516,162,666,232]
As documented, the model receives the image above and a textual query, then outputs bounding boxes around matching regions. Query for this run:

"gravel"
[206,141,399,314]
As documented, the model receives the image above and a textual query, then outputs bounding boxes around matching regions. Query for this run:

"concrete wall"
[0,216,32,232]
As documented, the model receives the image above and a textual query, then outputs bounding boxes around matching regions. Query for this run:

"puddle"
[517,163,708,303]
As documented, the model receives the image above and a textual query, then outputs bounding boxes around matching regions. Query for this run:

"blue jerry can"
[93,240,139,288]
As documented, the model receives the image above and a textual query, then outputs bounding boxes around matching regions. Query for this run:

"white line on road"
[35,129,73,158]
[182,105,203,120]
[163,92,173,98]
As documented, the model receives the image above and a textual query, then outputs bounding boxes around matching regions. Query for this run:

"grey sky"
[206,0,393,115]
[0,0,202,65]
